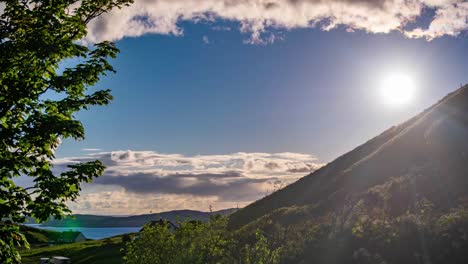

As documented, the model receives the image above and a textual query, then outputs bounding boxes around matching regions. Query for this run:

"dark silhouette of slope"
[27,208,237,227]
[230,85,468,228]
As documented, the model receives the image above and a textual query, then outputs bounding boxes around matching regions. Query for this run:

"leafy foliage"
[220,178,468,264]
[0,0,132,262]
[124,216,280,264]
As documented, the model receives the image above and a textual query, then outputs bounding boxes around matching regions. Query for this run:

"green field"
[20,236,125,264]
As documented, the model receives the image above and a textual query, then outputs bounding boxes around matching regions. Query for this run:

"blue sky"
[46,0,468,215]
[58,23,468,162]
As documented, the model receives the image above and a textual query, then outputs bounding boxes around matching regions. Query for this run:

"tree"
[124,216,281,264]
[0,1,132,262]
[124,218,230,264]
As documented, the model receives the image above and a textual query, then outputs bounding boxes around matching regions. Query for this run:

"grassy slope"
[20,225,59,245]
[20,236,125,264]
[229,86,468,229]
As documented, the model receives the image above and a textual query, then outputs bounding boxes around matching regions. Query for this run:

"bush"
[124,216,280,264]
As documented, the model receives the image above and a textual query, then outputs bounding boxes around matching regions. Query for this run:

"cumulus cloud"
[93,172,267,201]
[79,0,468,44]
[1,1,466,44]
[405,2,468,39]
[53,150,323,214]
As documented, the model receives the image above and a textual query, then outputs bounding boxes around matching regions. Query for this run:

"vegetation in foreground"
[125,204,468,264]
[21,216,281,264]
[124,216,280,264]
[0,0,132,263]
[21,201,468,264]
[20,235,124,264]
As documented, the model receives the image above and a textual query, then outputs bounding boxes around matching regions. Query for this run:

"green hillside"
[19,225,59,246]
[230,85,468,228]
[20,235,127,264]
[225,85,468,263]
[19,225,128,264]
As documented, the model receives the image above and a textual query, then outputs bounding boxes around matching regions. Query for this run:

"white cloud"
[1,1,466,44]
[202,35,210,44]
[79,0,468,44]
[53,150,323,215]
[406,2,468,39]
[81,148,102,152]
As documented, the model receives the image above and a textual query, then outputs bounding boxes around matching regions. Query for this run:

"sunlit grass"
[20,236,126,264]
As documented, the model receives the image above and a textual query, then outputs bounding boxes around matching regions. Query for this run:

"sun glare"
[380,72,416,107]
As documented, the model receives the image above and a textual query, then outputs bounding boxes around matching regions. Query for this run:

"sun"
[380,72,416,107]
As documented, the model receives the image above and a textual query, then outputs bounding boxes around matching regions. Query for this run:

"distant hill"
[230,85,468,228]
[27,208,236,227]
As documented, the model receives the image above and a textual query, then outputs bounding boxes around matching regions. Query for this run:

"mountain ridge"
[28,208,237,227]
[229,85,468,228]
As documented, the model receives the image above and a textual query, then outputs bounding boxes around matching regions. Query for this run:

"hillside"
[20,235,125,264]
[19,225,60,246]
[230,85,468,228]
[221,85,468,263]
[28,208,236,227]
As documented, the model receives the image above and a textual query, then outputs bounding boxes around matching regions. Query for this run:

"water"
[26,224,141,240]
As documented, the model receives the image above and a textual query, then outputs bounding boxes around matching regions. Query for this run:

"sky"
[32,0,468,215]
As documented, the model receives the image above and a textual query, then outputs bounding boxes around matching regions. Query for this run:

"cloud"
[81,148,102,152]
[79,0,468,44]
[53,150,323,214]
[1,1,466,44]
[202,35,210,44]
[93,172,267,201]
[405,2,468,39]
